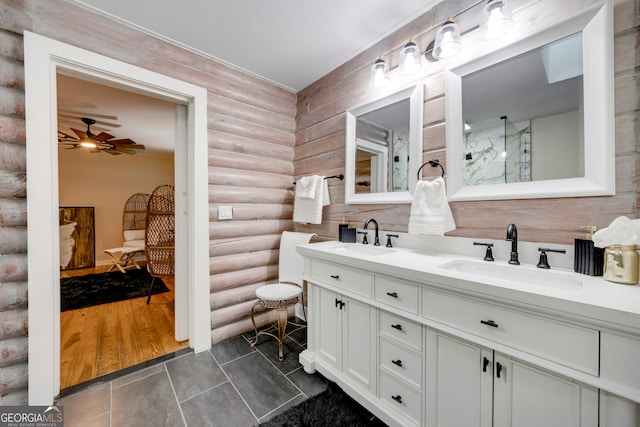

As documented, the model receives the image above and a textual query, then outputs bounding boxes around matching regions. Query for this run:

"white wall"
[531,110,582,181]
[58,148,174,265]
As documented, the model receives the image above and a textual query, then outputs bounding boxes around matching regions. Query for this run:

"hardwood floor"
[60,266,189,390]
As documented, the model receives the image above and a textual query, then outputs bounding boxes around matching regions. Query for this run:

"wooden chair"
[249,231,316,360]
[144,185,175,303]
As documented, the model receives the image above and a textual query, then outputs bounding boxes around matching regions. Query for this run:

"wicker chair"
[144,185,175,304]
[122,192,150,250]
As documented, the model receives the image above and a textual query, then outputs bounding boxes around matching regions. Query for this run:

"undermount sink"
[439,260,583,291]
[331,244,395,257]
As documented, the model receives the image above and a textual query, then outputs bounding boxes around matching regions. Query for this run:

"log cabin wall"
[0,0,297,403]
[294,0,640,245]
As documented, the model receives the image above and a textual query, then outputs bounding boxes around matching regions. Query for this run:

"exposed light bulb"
[369,57,390,87]
[479,0,514,40]
[399,41,423,75]
[433,20,462,60]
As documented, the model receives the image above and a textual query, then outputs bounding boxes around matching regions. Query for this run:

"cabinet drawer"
[309,260,372,298]
[380,371,421,425]
[374,276,419,314]
[422,288,599,375]
[379,311,422,352]
[380,337,422,389]
[601,332,640,397]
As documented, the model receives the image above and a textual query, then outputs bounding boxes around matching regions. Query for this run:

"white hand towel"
[293,176,330,224]
[408,177,456,236]
[296,175,319,199]
[593,216,640,247]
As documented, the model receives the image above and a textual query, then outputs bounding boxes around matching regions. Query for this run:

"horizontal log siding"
[0,0,298,401]
[0,23,27,404]
[294,0,639,245]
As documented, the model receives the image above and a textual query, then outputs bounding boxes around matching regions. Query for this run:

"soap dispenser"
[574,226,604,276]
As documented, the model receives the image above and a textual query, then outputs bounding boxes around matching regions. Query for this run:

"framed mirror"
[445,1,614,201]
[345,82,423,204]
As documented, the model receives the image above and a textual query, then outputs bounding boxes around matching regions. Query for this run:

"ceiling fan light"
[433,20,462,60]
[80,140,97,148]
[369,57,390,88]
[399,40,423,75]
[478,0,514,40]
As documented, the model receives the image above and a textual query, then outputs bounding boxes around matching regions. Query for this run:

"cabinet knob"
[330,275,340,280]
[480,319,499,328]
[391,324,403,331]
[391,359,403,367]
[386,291,398,298]
[391,395,403,404]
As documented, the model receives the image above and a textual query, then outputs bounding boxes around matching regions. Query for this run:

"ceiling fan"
[58,117,145,155]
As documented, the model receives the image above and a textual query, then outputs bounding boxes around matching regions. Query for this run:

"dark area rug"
[60,268,169,311]
[260,382,387,427]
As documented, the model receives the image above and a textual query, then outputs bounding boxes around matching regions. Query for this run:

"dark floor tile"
[223,351,301,419]
[56,383,110,427]
[210,335,255,365]
[111,371,184,427]
[286,367,329,398]
[166,351,228,402]
[252,336,304,375]
[181,382,257,427]
[112,363,165,389]
[258,394,307,424]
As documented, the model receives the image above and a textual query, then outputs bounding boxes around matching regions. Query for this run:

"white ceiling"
[72,0,441,92]
[57,74,178,154]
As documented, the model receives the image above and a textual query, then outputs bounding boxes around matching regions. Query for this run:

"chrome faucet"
[363,218,380,246]
[506,223,520,265]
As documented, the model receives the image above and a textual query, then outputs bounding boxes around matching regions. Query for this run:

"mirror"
[345,83,423,204]
[445,1,614,201]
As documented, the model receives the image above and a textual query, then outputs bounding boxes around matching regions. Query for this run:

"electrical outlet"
[218,205,233,220]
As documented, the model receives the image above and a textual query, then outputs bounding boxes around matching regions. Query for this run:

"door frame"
[24,32,211,404]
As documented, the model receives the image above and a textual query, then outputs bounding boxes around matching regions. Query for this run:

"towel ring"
[417,159,444,180]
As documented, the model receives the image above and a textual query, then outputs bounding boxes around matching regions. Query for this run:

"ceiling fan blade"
[108,138,136,145]
[102,149,122,155]
[113,144,145,154]
[93,132,115,142]
[70,128,88,140]
[58,131,78,143]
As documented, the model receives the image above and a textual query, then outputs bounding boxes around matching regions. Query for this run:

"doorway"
[24,32,211,405]
[57,75,189,389]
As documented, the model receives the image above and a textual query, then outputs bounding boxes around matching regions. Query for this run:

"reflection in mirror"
[462,33,584,186]
[345,83,423,204]
[355,98,409,193]
[445,1,614,201]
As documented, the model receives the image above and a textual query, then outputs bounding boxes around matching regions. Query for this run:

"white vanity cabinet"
[305,260,377,395]
[298,244,640,427]
[426,329,599,427]
[315,286,377,393]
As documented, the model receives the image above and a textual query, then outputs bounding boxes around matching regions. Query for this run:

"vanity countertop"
[298,241,640,334]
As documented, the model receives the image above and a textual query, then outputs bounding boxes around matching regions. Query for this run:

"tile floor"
[56,325,379,426]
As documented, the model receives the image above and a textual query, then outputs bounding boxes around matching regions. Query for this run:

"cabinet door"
[317,287,341,370]
[343,297,376,392]
[426,329,492,427]
[493,355,598,427]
